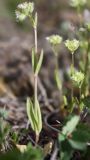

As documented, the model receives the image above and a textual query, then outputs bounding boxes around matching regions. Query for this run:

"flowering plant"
[71,71,84,88]
[65,39,80,54]
[46,35,62,46]
[15,2,34,21]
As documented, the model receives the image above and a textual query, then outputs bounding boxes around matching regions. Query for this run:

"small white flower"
[15,10,26,21]
[16,2,34,21]
[65,39,80,53]
[18,2,28,9]
[46,35,62,45]
[71,71,84,88]
[17,2,34,13]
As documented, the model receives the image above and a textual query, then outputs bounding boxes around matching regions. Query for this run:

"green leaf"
[60,140,73,160]
[26,98,38,132]
[0,143,43,160]
[63,96,68,106]
[35,50,43,75]
[82,96,90,108]
[0,108,8,119]
[54,70,62,90]
[59,133,66,142]
[68,139,86,150]
[31,48,37,72]
[34,99,42,134]
[26,98,42,134]
[60,151,73,160]
[33,12,37,28]
[73,124,90,142]
[62,116,80,136]
[79,61,84,71]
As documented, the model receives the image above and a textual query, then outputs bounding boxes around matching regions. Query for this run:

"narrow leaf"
[63,96,68,106]
[26,98,38,132]
[34,12,38,28]
[54,70,62,90]
[26,98,42,134]
[31,48,37,72]
[34,99,42,133]
[35,50,43,75]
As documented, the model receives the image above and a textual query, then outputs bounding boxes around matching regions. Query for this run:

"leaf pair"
[32,48,43,75]
[26,98,42,135]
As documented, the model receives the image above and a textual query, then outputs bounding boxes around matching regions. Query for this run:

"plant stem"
[71,53,74,99]
[34,74,38,102]
[34,25,38,102]
[82,42,90,96]
[34,26,38,54]
[72,53,74,72]
[34,21,39,143]
[79,87,81,101]
[36,133,39,144]
[55,54,63,97]
[55,55,59,71]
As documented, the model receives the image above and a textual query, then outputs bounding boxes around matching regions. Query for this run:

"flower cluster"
[71,71,84,88]
[15,2,34,21]
[46,35,62,46]
[65,39,80,54]
[70,0,86,7]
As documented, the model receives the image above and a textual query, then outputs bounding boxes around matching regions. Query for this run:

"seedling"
[65,39,80,100]
[71,70,84,93]
[46,35,63,98]
[16,2,43,143]
[14,1,90,159]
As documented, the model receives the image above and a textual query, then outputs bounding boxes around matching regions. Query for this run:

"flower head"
[65,39,80,53]
[70,0,86,7]
[15,10,26,21]
[71,71,84,88]
[46,35,62,46]
[16,2,34,21]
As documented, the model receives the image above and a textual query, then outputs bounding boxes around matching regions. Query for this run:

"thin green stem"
[34,21,39,143]
[34,74,38,102]
[35,133,39,144]
[82,42,90,96]
[34,25,38,102]
[55,54,62,93]
[34,26,38,54]
[79,87,81,101]
[72,53,74,71]
[71,53,74,99]
[55,55,59,71]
